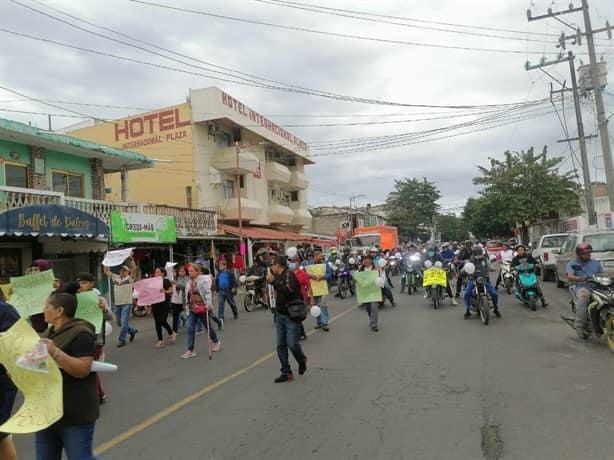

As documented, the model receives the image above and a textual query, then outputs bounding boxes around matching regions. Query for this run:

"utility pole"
[526,53,596,225]
[528,0,614,215]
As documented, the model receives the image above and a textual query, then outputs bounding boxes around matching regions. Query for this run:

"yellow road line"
[94,303,359,456]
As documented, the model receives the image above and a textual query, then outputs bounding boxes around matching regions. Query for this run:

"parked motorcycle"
[501,258,515,295]
[514,262,542,311]
[464,262,492,325]
[422,260,446,309]
[241,275,269,312]
[564,268,614,352]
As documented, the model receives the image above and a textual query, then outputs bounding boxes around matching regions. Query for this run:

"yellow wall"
[69,103,196,208]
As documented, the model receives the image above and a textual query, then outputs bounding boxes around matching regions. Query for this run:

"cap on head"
[30,259,51,271]
[76,272,95,282]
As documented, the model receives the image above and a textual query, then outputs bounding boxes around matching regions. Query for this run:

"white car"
[532,233,569,281]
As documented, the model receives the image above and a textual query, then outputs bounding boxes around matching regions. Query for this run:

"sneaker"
[371,325,379,332]
[450,297,458,306]
[322,325,329,332]
[464,311,471,319]
[391,301,397,308]
[129,330,138,342]
[212,341,221,352]
[494,309,502,318]
[454,293,460,299]
[424,292,428,299]
[314,324,322,329]
[196,329,205,335]
[274,374,294,383]
[117,341,126,348]
[99,395,107,405]
[219,319,224,331]
[181,350,196,359]
[299,356,308,375]
[169,333,177,345]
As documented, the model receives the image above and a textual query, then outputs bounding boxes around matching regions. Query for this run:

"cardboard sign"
[101,248,134,267]
[133,277,164,306]
[75,291,104,334]
[306,264,329,297]
[9,270,56,317]
[422,268,448,287]
[353,271,383,304]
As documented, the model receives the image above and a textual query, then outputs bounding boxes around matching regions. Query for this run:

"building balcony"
[286,170,309,190]
[291,208,312,227]
[265,161,291,185]
[220,198,263,222]
[211,147,260,174]
[268,203,294,225]
[0,185,218,238]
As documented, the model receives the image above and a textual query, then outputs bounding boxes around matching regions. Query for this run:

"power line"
[123,0,587,55]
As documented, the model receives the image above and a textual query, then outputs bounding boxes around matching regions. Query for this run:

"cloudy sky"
[1,0,613,211]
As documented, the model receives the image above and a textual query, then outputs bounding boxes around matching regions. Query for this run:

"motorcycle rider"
[494,243,515,290]
[567,243,604,339]
[440,242,455,262]
[511,244,548,306]
[328,247,339,264]
[246,248,270,306]
[455,240,474,298]
[423,244,457,305]
[464,247,500,319]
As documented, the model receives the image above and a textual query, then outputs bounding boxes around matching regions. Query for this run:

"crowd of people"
[0,238,605,458]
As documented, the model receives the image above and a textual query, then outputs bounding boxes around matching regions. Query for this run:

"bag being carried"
[285,271,307,322]
[189,283,207,315]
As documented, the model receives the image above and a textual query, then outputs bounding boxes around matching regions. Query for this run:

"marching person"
[151,267,175,348]
[357,255,382,332]
[267,256,308,382]
[215,259,239,324]
[104,259,138,348]
[37,283,100,460]
[76,272,113,405]
[0,292,19,460]
[304,250,332,332]
[170,265,189,334]
[289,256,315,341]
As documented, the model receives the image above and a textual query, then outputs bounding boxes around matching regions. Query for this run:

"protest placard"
[133,277,164,306]
[306,264,329,297]
[422,268,448,287]
[353,271,383,304]
[9,270,56,317]
[75,291,104,334]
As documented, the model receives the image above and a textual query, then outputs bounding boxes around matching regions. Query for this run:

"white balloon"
[377,258,387,268]
[132,291,139,299]
[434,261,443,268]
[310,305,321,317]
[463,262,476,275]
[348,257,355,265]
[104,322,112,337]
[239,275,247,284]
[286,247,298,258]
[375,277,386,288]
[395,252,401,259]
[424,260,433,269]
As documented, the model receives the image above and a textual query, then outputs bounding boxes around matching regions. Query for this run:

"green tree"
[385,177,441,241]
[466,147,581,238]
[463,196,512,239]
[435,214,470,242]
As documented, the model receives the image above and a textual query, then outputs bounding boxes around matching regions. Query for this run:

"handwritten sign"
[0,319,63,433]
[133,277,164,306]
[75,291,103,334]
[422,268,448,287]
[101,247,134,267]
[353,271,383,304]
[306,264,329,297]
[9,270,56,317]
[0,283,12,301]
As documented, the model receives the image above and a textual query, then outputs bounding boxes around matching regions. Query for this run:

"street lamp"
[235,140,268,268]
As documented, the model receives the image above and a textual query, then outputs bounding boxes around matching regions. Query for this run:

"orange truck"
[350,226,399,251]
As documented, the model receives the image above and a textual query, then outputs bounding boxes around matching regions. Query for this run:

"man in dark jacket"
[215,259,239,323]
[267,256,307,383]
[0,296,19,460]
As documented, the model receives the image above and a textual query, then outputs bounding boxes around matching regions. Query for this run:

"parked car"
[486,240,505,262]
[532,233,569,281]
[555,230,614,288]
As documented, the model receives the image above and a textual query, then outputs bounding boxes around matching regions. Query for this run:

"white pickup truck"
[531,233,569,281]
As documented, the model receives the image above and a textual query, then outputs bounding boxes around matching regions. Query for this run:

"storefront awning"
[218,224,335,246]
[0,205,109,239]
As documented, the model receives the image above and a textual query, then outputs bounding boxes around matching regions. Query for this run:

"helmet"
[369,246,378,253]
[305,249,314,257]
[471,247,483,257]
[434,261,443,268]
[464,240,472,248]
[331,247,338,254]
[515,244,526,251]
[442,242,450,248]
[576,243,592,255]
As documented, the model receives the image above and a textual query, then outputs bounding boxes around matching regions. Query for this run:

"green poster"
[76,291,103,334]
[9,270,56,317]
[110,211,176,243]
[353,271,383,304]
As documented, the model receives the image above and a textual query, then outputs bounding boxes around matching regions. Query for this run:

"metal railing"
[0,186,218,237]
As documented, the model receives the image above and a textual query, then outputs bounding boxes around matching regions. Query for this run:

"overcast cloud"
[0,0,613,211]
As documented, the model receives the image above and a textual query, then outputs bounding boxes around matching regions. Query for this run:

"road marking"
[94,303,359,456]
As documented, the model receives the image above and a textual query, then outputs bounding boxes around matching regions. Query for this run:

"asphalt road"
[13,274,614,460]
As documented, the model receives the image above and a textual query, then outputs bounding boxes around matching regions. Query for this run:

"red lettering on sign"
[115,120,129,141]
[175,108,190,128]
[143,113,158,133]
[129,118,144,137]
[158,110,174,131]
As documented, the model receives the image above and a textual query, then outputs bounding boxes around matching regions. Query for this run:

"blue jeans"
[187,311,218,352]
[218,290,238,320]
[114,304,137,344]
[35,423,98,460]
[275,313,305,375]
[464,279,498,311]
[364,302,378,328]
[313,296,329,326]
[571,286,592,331]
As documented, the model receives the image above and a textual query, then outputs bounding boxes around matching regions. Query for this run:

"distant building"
[309,206,386,242]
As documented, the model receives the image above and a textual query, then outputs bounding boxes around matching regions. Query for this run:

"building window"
[290,191,299,202]
[4,162,29,188]
[215,132,232,148]
[239,175,244,189]
[52,170,84,197]
[220,179,235,200]
[287,156,296,167]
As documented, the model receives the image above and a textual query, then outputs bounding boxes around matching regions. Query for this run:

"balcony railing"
[0,186,217,238]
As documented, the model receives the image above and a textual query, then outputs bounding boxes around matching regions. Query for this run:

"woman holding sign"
[151,267,175,349]
[355,255,384,332]
[38,282,99,460]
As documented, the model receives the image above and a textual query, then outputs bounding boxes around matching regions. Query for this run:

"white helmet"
[463,262,476,275]
[348,257,355,265]
[434,261,443,268]
[424,260,433,269]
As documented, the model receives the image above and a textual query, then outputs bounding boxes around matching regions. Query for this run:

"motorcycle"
[422,260,446,309]
[336,262,355,299]
[401,254,421,294]
[563,268,614,351]
[387,257,400,276]
[132,301,149,318]
[241,275,269,312]
[514,262,542,311]
[464,262,492,325]
[501,258,515,295]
